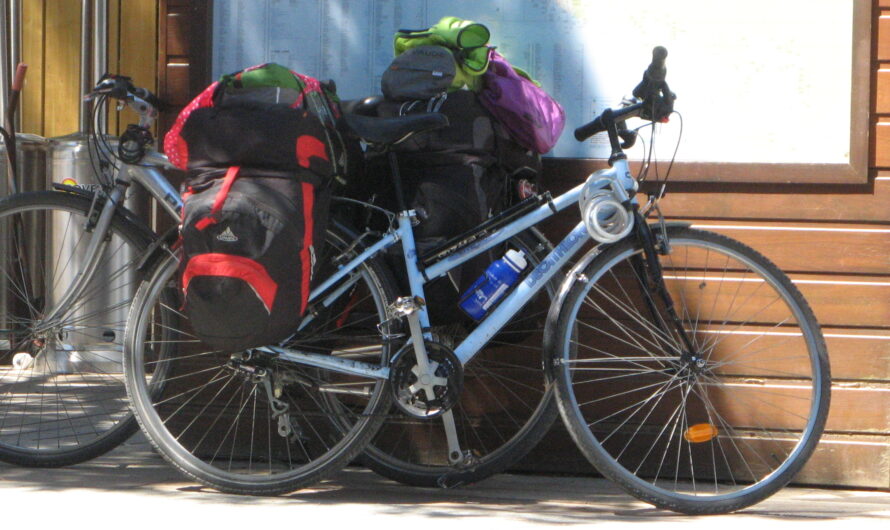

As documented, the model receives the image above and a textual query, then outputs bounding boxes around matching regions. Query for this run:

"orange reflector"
[61,178,77,187]
[684,423,718,443]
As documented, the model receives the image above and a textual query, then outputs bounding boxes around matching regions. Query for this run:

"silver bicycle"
[0,73,558,483]
[0,74,180,466]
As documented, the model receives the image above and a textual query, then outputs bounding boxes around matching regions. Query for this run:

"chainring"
[389,340,463,419]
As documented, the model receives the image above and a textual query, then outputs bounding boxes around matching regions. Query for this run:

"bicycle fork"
[630,211,698,360]
[34,184,127,331]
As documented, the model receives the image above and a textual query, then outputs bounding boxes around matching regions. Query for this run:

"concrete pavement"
[1,437,889,529]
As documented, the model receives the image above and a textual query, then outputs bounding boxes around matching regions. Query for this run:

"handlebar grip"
[12,63,27,91]
[633,46,669,99]
[647,46,667,82]
[574,116,605,142]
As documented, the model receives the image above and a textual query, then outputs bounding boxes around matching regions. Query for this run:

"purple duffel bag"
[479,49,565,154]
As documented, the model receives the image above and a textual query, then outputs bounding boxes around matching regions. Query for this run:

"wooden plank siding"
[523,0,890,489]
[20,0,159,138]
[157,0,211,140]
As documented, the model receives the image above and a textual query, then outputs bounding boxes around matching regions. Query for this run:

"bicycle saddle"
[343,111,449,146]
[340,95,385,116]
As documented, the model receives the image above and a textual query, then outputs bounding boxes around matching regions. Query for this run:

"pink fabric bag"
[478,49,565,154]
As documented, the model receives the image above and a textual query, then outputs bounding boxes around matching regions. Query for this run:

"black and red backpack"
[165,63,349,352]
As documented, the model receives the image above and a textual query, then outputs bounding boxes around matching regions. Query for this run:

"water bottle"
[459,249,527,320]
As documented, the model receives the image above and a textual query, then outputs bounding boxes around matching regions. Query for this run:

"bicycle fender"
[542,221,692,375]
[52,183,157,243]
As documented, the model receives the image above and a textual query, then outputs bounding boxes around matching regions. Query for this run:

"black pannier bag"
[165,64,347,351]
[356,90,511,324]
[179,167,330,352]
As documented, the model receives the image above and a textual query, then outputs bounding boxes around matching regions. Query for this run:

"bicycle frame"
[267,158,635,381]
[58,139,633,388]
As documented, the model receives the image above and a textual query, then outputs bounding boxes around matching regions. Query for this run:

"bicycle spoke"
[553,228,828,512]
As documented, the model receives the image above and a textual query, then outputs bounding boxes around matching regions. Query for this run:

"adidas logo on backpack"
[217,226,238,242]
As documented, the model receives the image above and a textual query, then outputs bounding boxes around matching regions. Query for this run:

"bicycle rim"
[551,227,829,514]
[0,192,147,465]
[364,229,559,487]
[124,226,396,494]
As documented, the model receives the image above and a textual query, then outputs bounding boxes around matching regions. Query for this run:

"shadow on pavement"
[1,437,889,525]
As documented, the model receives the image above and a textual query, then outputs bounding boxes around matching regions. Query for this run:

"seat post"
[387,150,409,213]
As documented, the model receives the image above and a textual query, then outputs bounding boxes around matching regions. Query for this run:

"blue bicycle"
[122,48,830,514]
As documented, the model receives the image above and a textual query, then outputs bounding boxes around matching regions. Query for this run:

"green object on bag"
[394,16,491,89]
[219,63,306,90]
[431,16,490,51]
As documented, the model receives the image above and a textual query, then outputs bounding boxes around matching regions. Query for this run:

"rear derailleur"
[226,351,312,443]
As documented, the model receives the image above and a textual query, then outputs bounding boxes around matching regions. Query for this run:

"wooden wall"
[660,0,890,489]
[156,0,211,137]
[20,0,159,138]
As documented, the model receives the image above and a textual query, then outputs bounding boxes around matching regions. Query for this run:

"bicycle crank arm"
[440,409,468,466]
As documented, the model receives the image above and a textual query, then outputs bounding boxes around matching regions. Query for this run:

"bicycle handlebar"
[573,103,644,142]
[574,46,675,142]
[89,74,162,122]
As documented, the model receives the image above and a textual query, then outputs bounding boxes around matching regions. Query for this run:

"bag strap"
[195,166,240,231]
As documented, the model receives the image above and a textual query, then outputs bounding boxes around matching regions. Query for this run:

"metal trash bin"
[31,132,147,373]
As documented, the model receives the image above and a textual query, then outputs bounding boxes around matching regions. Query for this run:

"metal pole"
[78,0,92,132]
[0,0,10,129]
[92,0,106,135]
[8,0,18,131]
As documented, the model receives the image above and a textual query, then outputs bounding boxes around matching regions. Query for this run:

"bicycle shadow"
[2,438,889,524]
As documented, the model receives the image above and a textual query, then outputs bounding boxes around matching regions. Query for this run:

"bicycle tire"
[549,226,830,514]
[362,228,561,488]
[124,222,399,495]
[0,190,152,466]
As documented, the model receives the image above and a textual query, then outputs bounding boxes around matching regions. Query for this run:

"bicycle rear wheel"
[124,223,397,494]
[549,226,830,514]
[363,229,560,487]
[0,191,151,466]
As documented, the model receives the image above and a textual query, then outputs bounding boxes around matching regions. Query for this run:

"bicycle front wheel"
[0,191,151,466]
[550,226,830,514]
[124,223,397,495]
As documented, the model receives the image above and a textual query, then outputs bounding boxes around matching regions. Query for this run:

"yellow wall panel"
[42,0,82,137]
[21,0,45,134]
[115,0,158,134]
[19,0,159,137]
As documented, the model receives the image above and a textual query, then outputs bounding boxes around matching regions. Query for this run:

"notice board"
[212,0,871,183]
